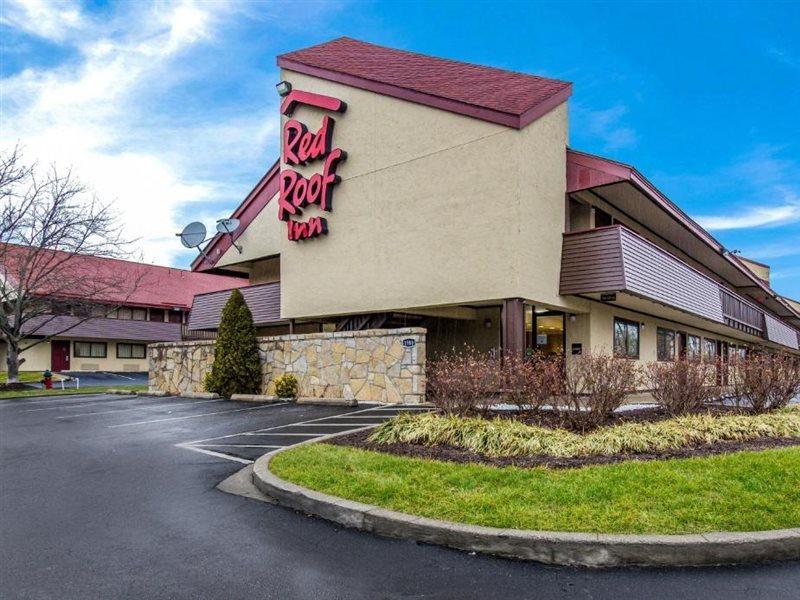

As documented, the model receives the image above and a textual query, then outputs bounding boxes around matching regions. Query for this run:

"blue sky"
[2,1,799,297]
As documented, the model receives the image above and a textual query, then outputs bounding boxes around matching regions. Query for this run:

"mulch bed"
[330,429,800,470]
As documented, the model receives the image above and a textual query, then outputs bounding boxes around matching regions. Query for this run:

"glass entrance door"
[524,305,566,357]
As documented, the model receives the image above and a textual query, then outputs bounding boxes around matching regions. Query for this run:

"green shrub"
[368,408,800,458]
[204,289,261,398]
[274,373,298,399]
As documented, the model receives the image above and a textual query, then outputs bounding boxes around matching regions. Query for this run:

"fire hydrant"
[43,369,53,390]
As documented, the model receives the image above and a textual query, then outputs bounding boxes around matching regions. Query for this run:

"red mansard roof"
[2,244,247,309]
[278,37,572,129]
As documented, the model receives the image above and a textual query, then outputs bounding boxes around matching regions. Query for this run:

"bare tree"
[0,146,144,383]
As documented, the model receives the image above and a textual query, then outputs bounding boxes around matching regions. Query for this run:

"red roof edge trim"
[566,149,722,252]
[278,56,572,129]
[192,160,280,272]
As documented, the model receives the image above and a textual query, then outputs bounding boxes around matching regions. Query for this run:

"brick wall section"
[148,327,426,404]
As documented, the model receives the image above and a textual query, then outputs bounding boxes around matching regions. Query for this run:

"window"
[131,308,147,321]
[149,308,165,322]
[594,207,614,227]
[613,317,639,359]
[657,328,676,361]
[687,335,701,361]
[168,310,183,324]
[117,343,146,359]
[703,338,717,360]
[74,342,107,358]
[116,307,132,320]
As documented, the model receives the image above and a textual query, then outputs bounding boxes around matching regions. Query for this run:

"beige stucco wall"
[0,340,52,372]
[217,71,581,319]
[0,339,149,373]
[576,302,757,365]
[149,328,426,403]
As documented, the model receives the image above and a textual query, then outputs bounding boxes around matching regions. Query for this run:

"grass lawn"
[271,443,800,534]
[0,371,65,384]
[0,384,148,399]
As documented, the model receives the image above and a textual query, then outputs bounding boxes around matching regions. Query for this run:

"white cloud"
[0,0,85,42]
[1,0,283,269]
[572,102,638,151]
[690,146,800,231]
[695,202,800,230]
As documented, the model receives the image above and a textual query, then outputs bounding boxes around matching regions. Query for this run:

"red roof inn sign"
[278,89,347,241]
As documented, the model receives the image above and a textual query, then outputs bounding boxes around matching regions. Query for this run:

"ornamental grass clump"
[731,352,800,413]
[646,359,721,415]
[368,408,800,459]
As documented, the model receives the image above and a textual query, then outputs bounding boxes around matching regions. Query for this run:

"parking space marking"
[55,398,224,419]
[108,402,288,428]
[22,396,142,413]
[194,444,282,449]
[176,404,433,464]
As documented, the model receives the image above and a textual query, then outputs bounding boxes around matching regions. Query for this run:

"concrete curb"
[137,390,168,397]
[230,394,283,403]
[178,391,220,399]
[296,397,357,407]
[252,443,800,568]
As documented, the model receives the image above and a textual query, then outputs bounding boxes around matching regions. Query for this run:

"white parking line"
[194,444,283,449]
[174,444,253,465]
[56,398,224,419]
[174,404,427,464]
[108,402,288,428]
[1,394,126,407]
[23,396,144,413]
[242,432,321,437]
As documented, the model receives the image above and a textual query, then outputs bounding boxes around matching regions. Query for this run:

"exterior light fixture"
[484,318,493,329]
[569,314,576,323]
[276,81,292,97]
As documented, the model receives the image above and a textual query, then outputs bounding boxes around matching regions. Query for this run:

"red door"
[51,340,71,372]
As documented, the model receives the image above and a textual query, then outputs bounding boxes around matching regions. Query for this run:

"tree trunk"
[6,344,20,384]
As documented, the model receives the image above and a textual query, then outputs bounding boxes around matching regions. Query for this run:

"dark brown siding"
[559,227,625,294]
[188,282,281,330]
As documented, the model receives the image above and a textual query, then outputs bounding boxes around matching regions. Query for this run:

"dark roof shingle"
[278,37,572,128]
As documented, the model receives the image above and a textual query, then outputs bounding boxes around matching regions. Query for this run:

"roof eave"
[277,57,572,130]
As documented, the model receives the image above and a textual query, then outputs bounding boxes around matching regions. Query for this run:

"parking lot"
[2,392,799,600]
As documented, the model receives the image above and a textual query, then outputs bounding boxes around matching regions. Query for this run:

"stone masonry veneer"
[148,327,426,404]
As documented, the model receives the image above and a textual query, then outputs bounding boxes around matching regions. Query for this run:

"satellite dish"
[216,218,241,234]
[177,222,207,249]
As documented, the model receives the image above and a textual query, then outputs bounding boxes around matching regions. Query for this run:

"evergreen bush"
[204,289,261,398]
[274,373,299,399]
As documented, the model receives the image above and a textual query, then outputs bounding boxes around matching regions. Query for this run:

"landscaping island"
[271,441,800,535]
[259,350,800,566]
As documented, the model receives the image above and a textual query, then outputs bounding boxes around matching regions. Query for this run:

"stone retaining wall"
[148,327,426,404]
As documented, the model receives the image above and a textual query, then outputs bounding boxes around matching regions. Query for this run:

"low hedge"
[368,408,800,458]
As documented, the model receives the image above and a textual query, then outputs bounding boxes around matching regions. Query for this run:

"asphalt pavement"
[1,393,798,599]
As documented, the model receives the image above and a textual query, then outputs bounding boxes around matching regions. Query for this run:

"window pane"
[704,338,716,358]
[132,308,147,321]
[626,323,639,358]
[118,344,131,359]
[657,328,675,361]
[75,342,90,357]
[132,344,146,359]
[614,320,626,357]
[91,343,106,358]
[687,335,701,360]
